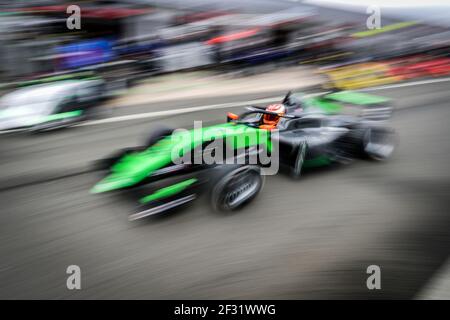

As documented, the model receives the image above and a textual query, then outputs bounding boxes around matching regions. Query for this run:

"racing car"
[91,90,396,221]
[0,79,107,132]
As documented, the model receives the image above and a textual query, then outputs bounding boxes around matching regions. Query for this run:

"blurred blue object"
[55,39,115,69]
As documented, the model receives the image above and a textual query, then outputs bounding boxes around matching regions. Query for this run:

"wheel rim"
[222,171,261,209]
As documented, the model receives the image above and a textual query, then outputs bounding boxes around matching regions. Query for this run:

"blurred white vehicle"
[0,79,105,132]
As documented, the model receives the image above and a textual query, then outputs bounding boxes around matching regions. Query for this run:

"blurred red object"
[206,29,260,45]
[387,56,450,79]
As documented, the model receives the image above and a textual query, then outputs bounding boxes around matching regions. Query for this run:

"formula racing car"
[91,90,396,220]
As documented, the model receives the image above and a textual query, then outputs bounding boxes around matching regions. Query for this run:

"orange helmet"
[262,104,286,127]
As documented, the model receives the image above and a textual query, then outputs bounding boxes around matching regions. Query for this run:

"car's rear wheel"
[362,127,396,161]
[211,165,264,212]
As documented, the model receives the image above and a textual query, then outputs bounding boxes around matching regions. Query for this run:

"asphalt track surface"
[0,81,449,299]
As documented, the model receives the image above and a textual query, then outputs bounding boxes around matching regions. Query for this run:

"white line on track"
[1,76,449,133]
[79,76,450,127]
[77,96,285,127]
[360,77,450,92]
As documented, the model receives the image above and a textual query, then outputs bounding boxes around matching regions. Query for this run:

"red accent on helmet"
[266,104,286,113]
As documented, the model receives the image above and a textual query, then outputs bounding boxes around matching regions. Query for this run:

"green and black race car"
[91,90,396,221]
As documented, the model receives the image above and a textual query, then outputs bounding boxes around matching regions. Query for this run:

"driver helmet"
[262,103,286,127]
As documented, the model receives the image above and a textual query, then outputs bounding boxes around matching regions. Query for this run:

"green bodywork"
[139,178,197,204]
[303,155,332,168]
[41,110,83,123]
[91,91,389,197]
[324,91,389,105]
[91,123,271,194]
[301,91,389,115]
[304,97,343,113]
[0,109,83,128]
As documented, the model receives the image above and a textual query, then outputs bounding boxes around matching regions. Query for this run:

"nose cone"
[90,175,135,194]
[91,139,178,194]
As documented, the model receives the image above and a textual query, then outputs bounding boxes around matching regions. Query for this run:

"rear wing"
[324,91,393,121]
[324,91,389,105]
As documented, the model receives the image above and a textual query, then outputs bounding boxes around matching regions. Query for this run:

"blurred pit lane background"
[0,0,450,299]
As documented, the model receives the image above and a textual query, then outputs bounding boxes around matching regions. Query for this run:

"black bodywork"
[94,91,396,220]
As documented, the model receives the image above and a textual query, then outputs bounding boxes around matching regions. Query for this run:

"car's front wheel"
[211,165,264,212]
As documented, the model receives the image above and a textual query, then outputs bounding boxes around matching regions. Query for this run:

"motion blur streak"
[1,81,449,299]
[0,0,449,300]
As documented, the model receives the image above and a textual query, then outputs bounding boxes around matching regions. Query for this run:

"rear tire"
[344,126,396,161]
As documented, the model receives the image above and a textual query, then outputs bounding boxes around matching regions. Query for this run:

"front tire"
[211,165,264,212]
